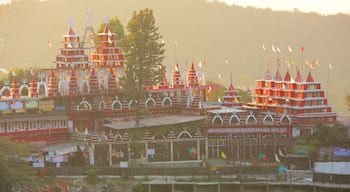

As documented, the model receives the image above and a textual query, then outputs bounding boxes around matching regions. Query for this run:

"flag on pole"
[208,86,212,93]
[235,96,239,103]
[290,59,296,65]
[329,63,333,70]
[48,41,53,47]
[220,151,227,159]
[262,44,266,51]
[258,153,267,161]
[301,46,305,53]
[288,45,292,53]
[275,153,280,163]
[108,38,113,44]
[276,46,281,53]
[272,45,276,53]
[67,42,72,48]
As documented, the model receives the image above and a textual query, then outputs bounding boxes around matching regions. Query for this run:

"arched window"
[212,112,224,125]
[162,96,172,107]
[177,130,192,139]
[263,111,274,125]
[246,111,257,124]
[145,97,156,108]
[112,99,123,110]
[280,113,291,125]
[229,112,240,125]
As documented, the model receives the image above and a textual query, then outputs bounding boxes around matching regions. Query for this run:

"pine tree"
[121,9,165,126]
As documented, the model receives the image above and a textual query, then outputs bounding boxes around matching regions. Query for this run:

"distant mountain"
[0,0,349,115]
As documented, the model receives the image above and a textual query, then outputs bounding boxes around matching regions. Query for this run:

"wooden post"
[170,141,174,161]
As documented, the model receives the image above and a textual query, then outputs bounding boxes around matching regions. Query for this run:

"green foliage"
[120,8,165,126]
[0,137,38,191]
[206,80,225,103]
[132,182,144,192]
[85,168,99,185]
[238,89,252,103]
[294,123,348,158]
[312,123,348,146]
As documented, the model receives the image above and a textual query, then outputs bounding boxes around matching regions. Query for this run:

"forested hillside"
[0,0,349,114]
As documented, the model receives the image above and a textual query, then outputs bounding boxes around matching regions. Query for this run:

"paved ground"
[104,114,205,130]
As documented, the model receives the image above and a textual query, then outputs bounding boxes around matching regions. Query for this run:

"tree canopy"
[0,137,38,191]
[120,8,165,126]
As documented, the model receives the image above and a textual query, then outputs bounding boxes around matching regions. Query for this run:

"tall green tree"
[0,137,38,191]
[121,9,165,126]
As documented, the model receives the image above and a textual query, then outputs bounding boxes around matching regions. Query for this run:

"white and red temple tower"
[248,65,336,128]
[55,27,89,69]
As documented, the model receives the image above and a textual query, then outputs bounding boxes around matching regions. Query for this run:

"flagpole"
[327,63,332,97]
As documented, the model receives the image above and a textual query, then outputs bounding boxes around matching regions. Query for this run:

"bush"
[85,168,99,185]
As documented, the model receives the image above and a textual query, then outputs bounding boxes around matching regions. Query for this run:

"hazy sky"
[213,0,350,15]
[1,0,349,15]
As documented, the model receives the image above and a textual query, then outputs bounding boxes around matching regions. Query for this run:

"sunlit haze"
[1,0,349,15]
[210,0,350,15]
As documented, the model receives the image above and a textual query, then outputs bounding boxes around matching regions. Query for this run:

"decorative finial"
[104,17,110,25]
[86,8,92,27]
[68,17,74,27]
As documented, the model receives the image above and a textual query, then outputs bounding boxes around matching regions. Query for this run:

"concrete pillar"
[171,184,174,192]
[205,138,208,160]
[193,184,197,192]
[109,143,112,167]
[217,183,221,192]
[148,184,151,192]
[170,141,174,161]
[145,142,149,162]
[197,140,200,160]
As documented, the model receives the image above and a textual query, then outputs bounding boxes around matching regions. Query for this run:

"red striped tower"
[48,70,58,96]
[29,73,38,97]
[173,64,184,88]
[69,70,79,95]
[55,27,89,69]
[11,75,19,98]
[91,23,125,81]
[187,63,199,88]
[89,68,99,92]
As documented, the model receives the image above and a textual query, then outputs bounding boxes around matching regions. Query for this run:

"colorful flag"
[288,46,292,53]
[258,153,266,161]
[220,151,227,159]
[278,148,286,157]
[235,96,239,103]
[329,63,333,70]
[272,45,276,53]
[208,86,212,93]
[275,153,280,163]
[276,46,281,53]
[108,38,112,44]
[290,59,296,65]
[301,46,305,53]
